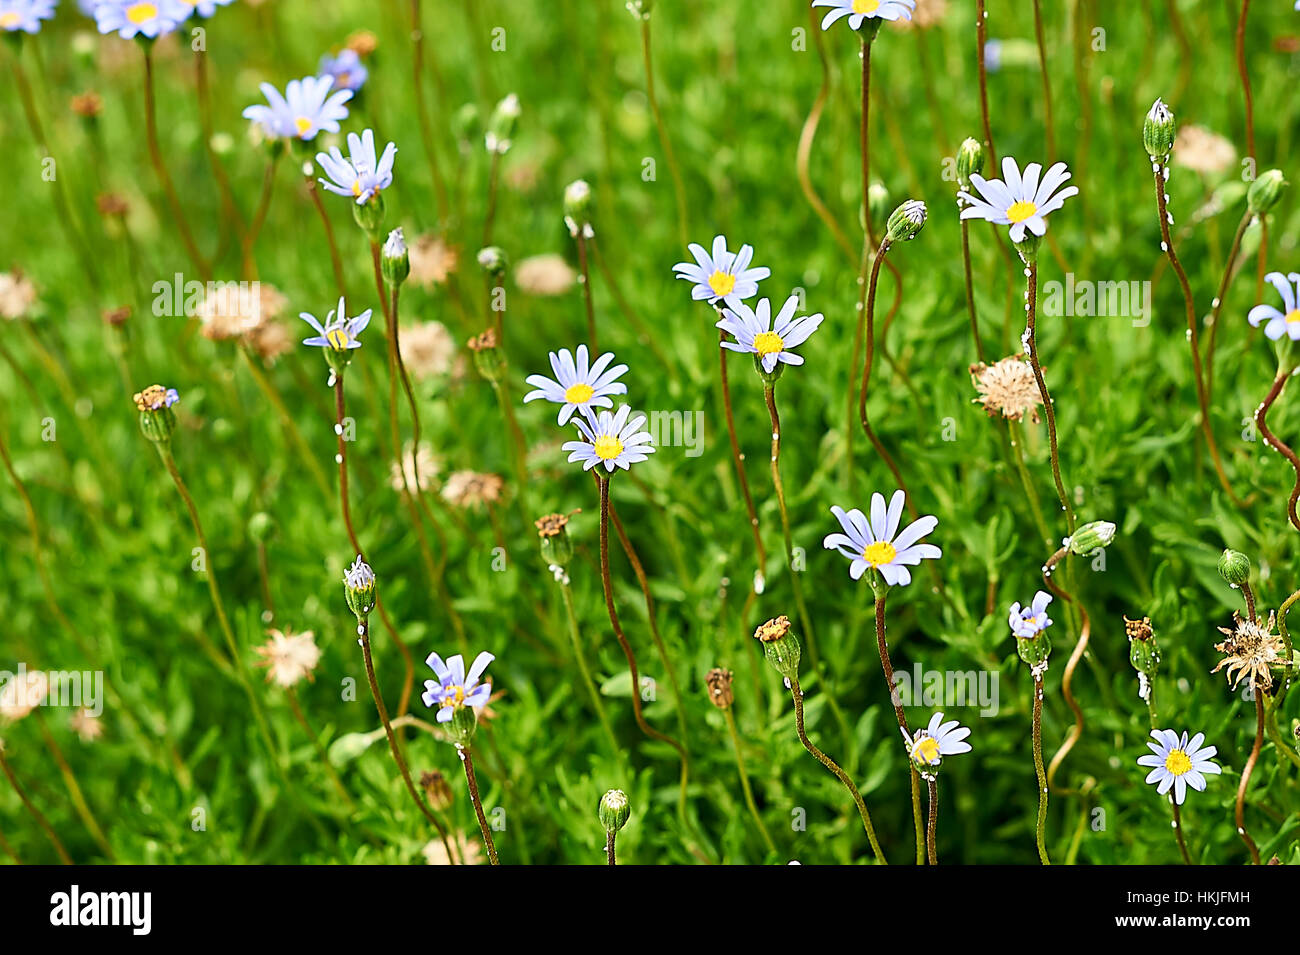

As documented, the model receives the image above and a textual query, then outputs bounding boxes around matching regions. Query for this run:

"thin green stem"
[559,579,621,759]
[0,751,72,864]
[1032,672,1052,864]
[638,14,689,249]
[722,705,777,856]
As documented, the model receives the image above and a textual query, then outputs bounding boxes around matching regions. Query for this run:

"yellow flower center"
[564,383,595,404]
[325,328,352,350]
[707,270,736,298]
[853,0,880,13]
[439,685,466,709]
[1006,200,1038,223]
[0,12,21,27]
[352,180,363,197]
[126,2,158,24]
[753,330,785,357]
[863,540,897,567]
[294,116,313,137]
[1286,309,1300,325]
[593,435,624,461]
[913,735,940,764]
[1164,749,1192,776]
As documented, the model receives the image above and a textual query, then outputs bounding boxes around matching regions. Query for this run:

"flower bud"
[626,0,653,19]
[705,667,734,709]
[867,182,890,230]
[420,770,455,811]
[1247,169,1287,215]
[467,328,505,383]
[485,93,520,154]
[886,199,927,243]
[248,511,276,543]
[133,384,179,445]
[754,615,801,680]
[343,556,377,619]
[1143,99,1175,160]
[351,191,386,241]
[1067,520,1116,556]
[564,179,592,225]
[956,137,985,190]
[535,512,575,568]
[476,245,508,281]
[381,227,410,287]
[1125,615,1160,677]
[1217,549,1251,588]
[598,789,631,832]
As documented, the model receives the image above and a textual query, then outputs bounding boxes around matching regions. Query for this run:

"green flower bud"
[343,556,377,619]
[564,179,593,225]
[1125,616,1160,677]
[599,789,631,832]
[1143,98,1176,160]
[867,182,890,230]
[351,192,386,242]
[477,245,509,281]
[381,228,410,287]
[535,512,575,568]
[1217,549,1252,588]
[133,384,180,445]
[1016,631,1052,669]
[1067,520,1116,556]
[956,137,985,191]
[885,199,927,243]
[485,93,520,154]
[627,0,653,19]
[754,615,801,680]
[1247,169,1287,215]
[248,511,276,543]
[449,704,478,745]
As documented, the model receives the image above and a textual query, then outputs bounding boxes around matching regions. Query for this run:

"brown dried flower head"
[705,667,734,709]
[399,320,456,381]
[1124,615,1153,642]
[515,253,577,297]
[389,441,441,494]
[419,769,454,811]
[409,234,460,288]
[467,328,498,352]
[442,470,504,509]
[0,270,37,321]
[1213,611,1286,690]
[253,627,322,688]
[102,305,132,327]
[534,512,574,538]
[1173,125,1236,177]
[70,91,103,118]
[345,30,378,57]
[971,356,1042,423]
[754,615,792,643]
[96,193,129,217]
[132,384,171,412]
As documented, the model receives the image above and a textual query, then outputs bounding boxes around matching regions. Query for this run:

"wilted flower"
[242,75,353,142]
[901,712,971,776]
[198,282,288,342]
[959,157,1079,243]
[420,769,454,811]
[672,235,770,308]
[422,651,494,722]
[300,296,371,351]
[515,254,577,296]
[316,129,397,205]
[523,345,628,426]
[717,295,824,375]
[408,234,459,288]
[69,91,104,118]
[318,47,368,93]
[94,0,187,39]
[970,356,1042,423]
[1172,125,1235,177]
[1247,272,1300,342]
[563,406,655,473]
[0,669,48,721]
[1214,611,1286,690]
[133,384,180,411]
[70,708,104,742]
[1137,729,1221,805]
[441,470,504,509]
[705,667,734,709]
[812,0,915,31]
[0,270,37,320]
[823,492,940,586]
[1009,591,1053,638]
[389,440,440,493]
[253,628,322,687]
[400,320,457,380]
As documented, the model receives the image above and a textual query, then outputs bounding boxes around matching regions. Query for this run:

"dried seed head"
[754,615,792,643]
[705,667,734,709]
[970,356,1042,423]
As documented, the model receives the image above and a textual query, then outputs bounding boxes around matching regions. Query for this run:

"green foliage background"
[2,0,1300,864]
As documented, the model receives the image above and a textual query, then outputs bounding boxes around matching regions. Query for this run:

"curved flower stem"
[1253,367,1300,533]
[1152,164,1243,505]
[1235,687,1265,864]
[0,750,71,864]
[34,714,113,859]
[1235,0,1255,163]
[961,220,987,362]
[1204,210,1253,402]
[458,745,499,864]
[1030,0,1057,161]
[575,230,598,351]
[606,829,617,866]
[142,45,208,281]
[357,616,458,862]
[796,3,856,265]
[869,581,925,864]
[1022,257,1076,533]
[240,155,280,280]
[306,173,347,299]
[717,328,767,586]
[410,0,451,224]
[1042,546,1090,790]
[926,777,939,865]
[559,579,622,760]
[285,687,356,811]
[722,705,777,856]
[1032,672,1052,864]
[788,676,885,863]
[856,239,913,505]
[638,13,688,249]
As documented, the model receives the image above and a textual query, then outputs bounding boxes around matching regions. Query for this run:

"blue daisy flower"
[523,345,629,425]
[672,234,769,307]
[93,0,189,39]
[0,0,58,33]
[1137,729,1221,805]
[823,491,941,586]
[902,712,972,775]
[299,296,372,351]
[959,157,1079,244]
[318,47,368,93]
[812,0,915,32]
[562,406,655,473]
[717,294,824,374]
[422,650,494,723]
[1009,591,1053,638]
[316,129,396,206]
[242,75,353,143]
[1247,271,1300,342]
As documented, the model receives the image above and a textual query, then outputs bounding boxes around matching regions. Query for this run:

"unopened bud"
[1143,98,1175,160]
[599,789,631,831]
[886,200,927,243]
[1068,520,1116,556]
[1217,549,1251,588]
[1247,169,1287,215]
[381,227,410,286]
[343,556,377,619]
[956,137,985,190]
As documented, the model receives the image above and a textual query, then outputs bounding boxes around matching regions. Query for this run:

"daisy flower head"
[523,345,628,425]
[902,712,971,777]
[317,128,396,205]
[812,0,915,32]
[174,0,235,18]
[300,296,371,351]
[242,75,352,143]
[959,156,1078,245]
[672,235,770,307]
[717,294,824,377]
[422,650,494,722]
[94,0,189,39]
[1009,591,1053,638]
[1137,729,1221,805]
[563,405,655,474]
[823,491,940,586]
[0,0,57,33]
[318,47,368,93]
[1247,272,1300,342]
